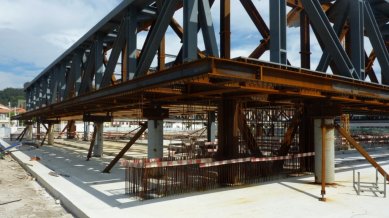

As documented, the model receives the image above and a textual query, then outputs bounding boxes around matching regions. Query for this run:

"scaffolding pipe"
[385,173,387,198]
[358,172,361,195]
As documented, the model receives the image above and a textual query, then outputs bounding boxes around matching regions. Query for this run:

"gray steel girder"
[302,0,359,79]
[183,0,199,62]
[364,0,389,84]
[134,0,180,78]
[199,0,219,57]
[269,0,287,64]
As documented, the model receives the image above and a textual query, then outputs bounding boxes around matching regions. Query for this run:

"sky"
[0,0,379,90]
[0,0,122,90]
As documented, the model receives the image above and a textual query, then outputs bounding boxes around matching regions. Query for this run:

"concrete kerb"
[0,139,87,218]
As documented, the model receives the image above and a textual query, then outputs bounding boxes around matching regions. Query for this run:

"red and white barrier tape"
[200,152,315,168]
[250,152,315,163]
[122,158,214,168]
[198,157,252,168]
[121,152,315,168]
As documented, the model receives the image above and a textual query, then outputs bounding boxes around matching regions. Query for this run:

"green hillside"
[0,88,25,107]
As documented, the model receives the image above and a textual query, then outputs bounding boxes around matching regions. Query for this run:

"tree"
[0,88,25,107]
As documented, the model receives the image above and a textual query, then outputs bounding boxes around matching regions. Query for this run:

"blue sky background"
[0,0,379,90]
[0,0,121,89]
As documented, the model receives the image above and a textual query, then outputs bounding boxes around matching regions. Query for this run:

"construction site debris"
[0,199,22,206]
[0,153,72,217]
[49,171,59,177]
[30,156,41,161]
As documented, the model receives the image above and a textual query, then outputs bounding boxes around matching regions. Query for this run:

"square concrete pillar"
[207,111,216,142]
[93,122,104,157]
[48,124,55,145]
[148,120,163,158]
[26,124,33,141]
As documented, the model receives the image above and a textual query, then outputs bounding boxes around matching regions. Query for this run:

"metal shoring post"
[384,173,387,198]
[353,168,355,188]
[358,172,361,195]
[319,120,326,201]
[375,168,378,188]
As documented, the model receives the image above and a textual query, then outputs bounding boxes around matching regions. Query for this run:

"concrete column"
[207,111,216,142]
[48,124,54,145]
[148,120,163,158]
[217,98,239,159]
[93,122,104,157]
[314,119,335,183]
[67,121,76,139]
[26,124,33,140]
[83,122,89,141]
[37,123,41,140]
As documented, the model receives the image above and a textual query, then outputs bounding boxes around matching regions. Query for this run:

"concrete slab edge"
[0,139,88,218]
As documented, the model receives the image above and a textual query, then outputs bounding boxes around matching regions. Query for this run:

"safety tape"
[250,152,315,162]
[122,158,214,168]
[122,152,315,168]
[200,152,315,168]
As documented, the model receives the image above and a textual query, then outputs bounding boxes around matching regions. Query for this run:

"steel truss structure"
[18,0,389,117]
[14,0,389,195]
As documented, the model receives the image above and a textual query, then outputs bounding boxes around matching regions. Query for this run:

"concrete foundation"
[147,120,163,158]
[93,122,104,157]
[314,119,335,183]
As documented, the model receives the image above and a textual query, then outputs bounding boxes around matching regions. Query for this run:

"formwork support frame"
[335,124,389,182]
[103,123,147,173]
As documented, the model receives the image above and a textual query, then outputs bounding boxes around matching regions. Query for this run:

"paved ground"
[1,138,389,218]
[0,152,72,218]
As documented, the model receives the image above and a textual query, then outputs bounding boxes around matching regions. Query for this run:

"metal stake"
[375,168,378,188]
[357,172,361,195]
[319,121,326,201]
[384,173,387,198]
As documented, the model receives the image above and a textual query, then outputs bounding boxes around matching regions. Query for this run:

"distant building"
[0,104,11,127]
[0,104,25,127]
[18,99,26,109]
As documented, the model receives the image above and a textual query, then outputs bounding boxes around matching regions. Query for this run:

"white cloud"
[0,0,121,90]
[0,0,382,91]
[0,28,62,67]
[0,71,34,90]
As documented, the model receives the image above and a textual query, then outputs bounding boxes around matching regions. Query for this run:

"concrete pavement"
[1,138,389,218]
